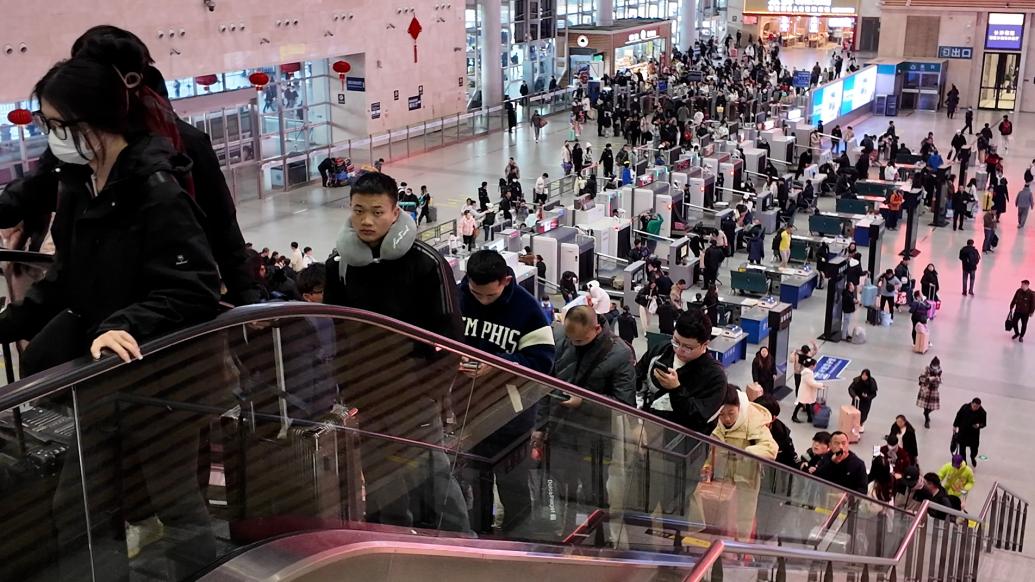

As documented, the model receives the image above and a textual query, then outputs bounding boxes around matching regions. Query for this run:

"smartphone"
[654,363,671,374]
[873,445,882,457]
[460,360,483,371]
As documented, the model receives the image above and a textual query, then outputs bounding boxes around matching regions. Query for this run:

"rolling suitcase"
[839,405,862,443]
[866,307,880,326]
[860,284,878,308]
[221,333,361,544]
[812,404,831,429]
[913,322,930,354]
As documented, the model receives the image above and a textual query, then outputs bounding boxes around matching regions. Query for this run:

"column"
[480,0,503,108]
[598,0,614,27]
[678,0,698,51]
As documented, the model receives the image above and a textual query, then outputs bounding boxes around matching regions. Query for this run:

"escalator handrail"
[0,248,55,265]
[0,302,915,518]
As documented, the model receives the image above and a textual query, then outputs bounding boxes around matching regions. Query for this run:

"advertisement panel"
[839,66,875,115]
[810,78,843,125]
[986,13,1025,51]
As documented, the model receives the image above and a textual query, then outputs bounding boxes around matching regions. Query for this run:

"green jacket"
[646,215,664,235]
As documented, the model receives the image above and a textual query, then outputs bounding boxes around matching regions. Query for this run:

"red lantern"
[6,108,32,126]
[332,60,351,91]
[407,17,423,64]
[248,71,270,91]
[279,62,301,77]
[195,74,219,90]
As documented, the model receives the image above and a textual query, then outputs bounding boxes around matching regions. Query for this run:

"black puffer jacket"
[637,342,727,435]
[0,135,221,344]
[0,120,258,305]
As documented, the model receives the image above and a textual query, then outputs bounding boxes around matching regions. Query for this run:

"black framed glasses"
[31,110,80,140]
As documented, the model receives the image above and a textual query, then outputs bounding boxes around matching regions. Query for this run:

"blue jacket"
[459,271,555,375]
[928,153,943,170]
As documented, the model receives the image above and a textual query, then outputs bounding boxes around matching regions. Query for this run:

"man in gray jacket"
[533,305,636,536]
[1016,182,1034,228]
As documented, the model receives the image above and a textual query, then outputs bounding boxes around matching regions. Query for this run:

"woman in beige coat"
[704,385,779,541]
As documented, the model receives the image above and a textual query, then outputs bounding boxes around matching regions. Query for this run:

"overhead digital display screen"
[986,13,1025,51]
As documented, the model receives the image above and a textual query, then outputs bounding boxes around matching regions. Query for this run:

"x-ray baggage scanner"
[720,158,744,193]
[531,226,577,285]
[771,135,796,166]
[561,234,595,285]
[623,260,648,307]
[668,236,697,286]
[580,218,632,265]
[703,152,731,178]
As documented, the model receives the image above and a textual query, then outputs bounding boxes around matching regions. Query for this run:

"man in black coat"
[952,398,987,467]
[702,239,726,288]
[324,172,471,534]
[815,431,869,494]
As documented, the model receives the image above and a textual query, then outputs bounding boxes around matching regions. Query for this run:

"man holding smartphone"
[457,249,555,534]
[814,431,868,494]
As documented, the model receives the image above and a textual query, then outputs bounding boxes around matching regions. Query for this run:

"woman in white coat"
[792,356,826,424]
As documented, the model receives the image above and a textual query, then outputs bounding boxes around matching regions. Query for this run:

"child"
[540,296,555,324]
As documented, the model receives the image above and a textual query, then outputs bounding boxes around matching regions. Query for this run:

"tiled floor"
[235,53,1035,545]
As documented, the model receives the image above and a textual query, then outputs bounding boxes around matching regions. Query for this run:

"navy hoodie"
[459,271,555,374]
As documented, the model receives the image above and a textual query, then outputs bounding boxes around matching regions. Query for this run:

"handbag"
[1006,310,1015,332]
[950,432,960,455]
[647,296,658,314]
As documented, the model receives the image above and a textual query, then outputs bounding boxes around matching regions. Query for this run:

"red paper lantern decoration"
[248,71,271,91]
[6,108,32,126]
[195,74,219,89]
[279,62,301,77]
[332,60,352,91]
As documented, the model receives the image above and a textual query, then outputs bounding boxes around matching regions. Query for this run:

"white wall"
[937,13,979,109]
[0,0,467,135]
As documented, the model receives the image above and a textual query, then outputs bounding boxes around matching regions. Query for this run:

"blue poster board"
[813,356,851,381]
[793,70,811,88]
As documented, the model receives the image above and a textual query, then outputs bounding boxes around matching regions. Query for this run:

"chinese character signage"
[938,46,973,59]
[986,13,1025,51]
[745,0,857,14]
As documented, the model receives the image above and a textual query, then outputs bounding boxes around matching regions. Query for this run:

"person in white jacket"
[792,356,826,424]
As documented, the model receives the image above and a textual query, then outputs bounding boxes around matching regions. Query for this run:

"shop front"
[566,19,673,80]
[742,0,859,50]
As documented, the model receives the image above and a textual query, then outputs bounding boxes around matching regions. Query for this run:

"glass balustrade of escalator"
[0,303,919,582]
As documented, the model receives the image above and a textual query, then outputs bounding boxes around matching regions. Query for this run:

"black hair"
[722,384,741,407]
[466,250,510,285]
[674,308,712,342]
[303,246,312,253]
[924,472,942,487]
[756,395,780,417]
[291,242,299,249]
[830,430,847,440]
[972,397,982,405]
[296,263,326,295]
[886,434,899,446]
[351,172,399,203]
[812,431,832,445]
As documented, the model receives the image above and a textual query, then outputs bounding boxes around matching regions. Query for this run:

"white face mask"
[48,131,94,165]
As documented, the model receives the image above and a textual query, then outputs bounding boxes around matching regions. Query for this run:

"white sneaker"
[126,516,164,559]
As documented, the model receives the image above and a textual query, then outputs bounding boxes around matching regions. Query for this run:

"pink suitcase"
[839,405,862,443]
[913,322,930,354]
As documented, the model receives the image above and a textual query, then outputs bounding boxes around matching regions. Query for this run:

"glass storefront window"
[614,38,666,73]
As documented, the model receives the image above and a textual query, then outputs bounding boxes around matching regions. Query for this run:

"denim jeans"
[962,269,976,294]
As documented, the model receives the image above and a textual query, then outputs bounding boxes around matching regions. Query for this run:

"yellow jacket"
[709,399,779,489]
[937,462,975,498]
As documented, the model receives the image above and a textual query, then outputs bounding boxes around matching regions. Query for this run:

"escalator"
[0,299,1026,581]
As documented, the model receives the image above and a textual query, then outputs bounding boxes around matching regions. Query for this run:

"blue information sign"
[346,77,366,91]
[793,70,811,89]
[813,356,851,382]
